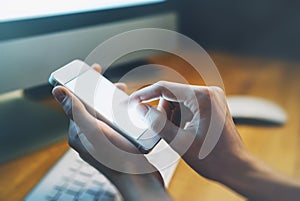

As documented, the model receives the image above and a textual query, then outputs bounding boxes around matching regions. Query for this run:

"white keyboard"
[25,149,122,201]
[25,141,179,201]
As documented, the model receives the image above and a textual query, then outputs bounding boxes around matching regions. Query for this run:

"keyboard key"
[46,192,60,201]
[73,179,85,187]
[79,171,92,177]
[86,189,97,195]
[57,192,75,201]
[73,173,90,183]
[67,183,82,192]
[46,187,61,198]
[98,191,116,200]
[91,179,104,187]
[66,189,78,196]
[54,185,66,192]
[77,191,96,200]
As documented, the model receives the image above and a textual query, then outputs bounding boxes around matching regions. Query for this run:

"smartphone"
[49,60,160,153]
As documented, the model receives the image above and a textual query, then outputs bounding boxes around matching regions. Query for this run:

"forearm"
[223,153,300,201]
[110,173,172,201]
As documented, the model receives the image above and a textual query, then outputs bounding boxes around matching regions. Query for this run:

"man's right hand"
[130,81,248,183]
[130,81,300,201]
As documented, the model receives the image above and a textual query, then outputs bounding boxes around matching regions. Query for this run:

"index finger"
[92,63,102,74]
[130,81,193,104]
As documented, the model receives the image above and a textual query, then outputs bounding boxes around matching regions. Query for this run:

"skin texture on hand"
[52,65,300,201]
[130,81,300,201]
[52,65,170,201]
[129,81,246,182]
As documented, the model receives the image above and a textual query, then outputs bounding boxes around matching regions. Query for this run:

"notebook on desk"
[25,140,179,201]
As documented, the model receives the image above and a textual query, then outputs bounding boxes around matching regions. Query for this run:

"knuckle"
[153,81,165,94]
[156,80,168,87]
[155,81,175,98]
[194,86,210,100]
[209,86,224,95]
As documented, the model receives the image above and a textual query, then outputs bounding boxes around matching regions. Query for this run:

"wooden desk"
[0,52,299,201]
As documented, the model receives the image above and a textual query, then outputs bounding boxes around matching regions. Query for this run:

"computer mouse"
[226,96,287,125]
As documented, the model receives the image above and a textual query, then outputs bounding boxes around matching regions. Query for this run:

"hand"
[130,81,247,182]
[130,81,300,201]
[52,65,171,201]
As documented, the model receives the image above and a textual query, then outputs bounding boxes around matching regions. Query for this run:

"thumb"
[52,86,97,133]
[52,86,73,119]
[136,103,179,143]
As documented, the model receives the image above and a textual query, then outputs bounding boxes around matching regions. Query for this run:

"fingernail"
[52,88,67,104]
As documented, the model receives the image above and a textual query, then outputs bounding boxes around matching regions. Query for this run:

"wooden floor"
[0,52,299,201]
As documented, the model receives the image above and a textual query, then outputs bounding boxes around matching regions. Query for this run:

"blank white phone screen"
[65,69,148,139]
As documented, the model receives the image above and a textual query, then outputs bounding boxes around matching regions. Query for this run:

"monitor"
[0,0,177,94]
[1,0,165,22]
[0,0,177,163]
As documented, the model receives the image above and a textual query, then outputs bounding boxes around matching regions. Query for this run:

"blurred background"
[179,0,300,61]
[0,1,299,201]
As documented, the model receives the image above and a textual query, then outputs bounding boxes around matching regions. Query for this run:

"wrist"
[221,153,300,201]
[217,149,254,188]
[209,121,254,186]
[219,152,259,193]
[110,172,171,201]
